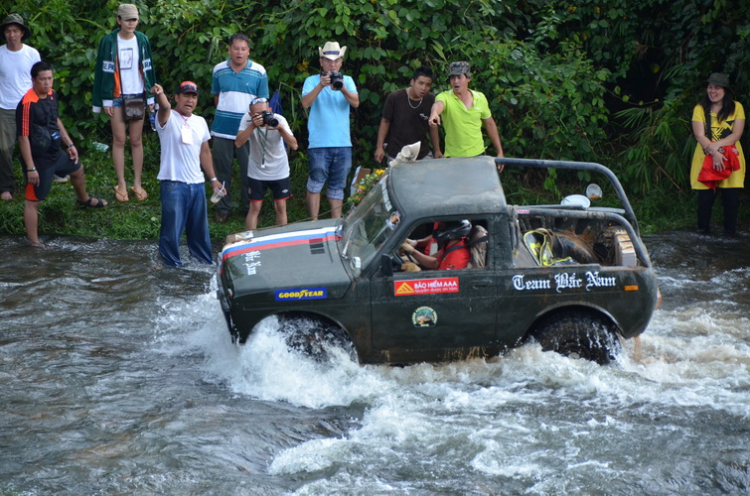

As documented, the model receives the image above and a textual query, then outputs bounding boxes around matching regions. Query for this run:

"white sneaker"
[52,174,70,183]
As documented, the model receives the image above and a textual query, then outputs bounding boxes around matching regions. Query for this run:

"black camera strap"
[257,126,269,167]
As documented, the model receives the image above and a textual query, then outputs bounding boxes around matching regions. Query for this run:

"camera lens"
[330,71,344,90]
[262,111,279,127]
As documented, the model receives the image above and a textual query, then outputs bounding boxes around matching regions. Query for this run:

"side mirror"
[586,183,602,201]
[351,256,362,279]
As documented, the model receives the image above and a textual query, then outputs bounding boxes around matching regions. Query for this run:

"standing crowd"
[0,4,744,263]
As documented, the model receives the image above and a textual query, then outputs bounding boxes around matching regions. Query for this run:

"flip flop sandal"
[130,186,148,201]
[114,186,129,202]
[78,197,108,208]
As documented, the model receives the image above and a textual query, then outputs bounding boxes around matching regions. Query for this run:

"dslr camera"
[324,71,344,90]
[260,110,279,127]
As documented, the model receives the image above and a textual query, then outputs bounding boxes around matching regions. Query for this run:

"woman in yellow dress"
[690,73,745,236]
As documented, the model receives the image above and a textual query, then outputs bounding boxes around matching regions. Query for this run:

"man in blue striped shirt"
[210,33,269,223]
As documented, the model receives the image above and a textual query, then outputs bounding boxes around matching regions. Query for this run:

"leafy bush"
[3,0,748,214]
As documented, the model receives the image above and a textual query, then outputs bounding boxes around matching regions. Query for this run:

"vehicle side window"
[511,215,638,268]
[396,219,489,272]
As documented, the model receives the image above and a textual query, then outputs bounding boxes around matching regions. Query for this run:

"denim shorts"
[306,147,352,200]
[111,93,144,108]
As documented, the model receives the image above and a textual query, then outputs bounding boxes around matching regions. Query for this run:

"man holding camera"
[235,97,297,230]
[210,33,269,223]
[301,41,359,220]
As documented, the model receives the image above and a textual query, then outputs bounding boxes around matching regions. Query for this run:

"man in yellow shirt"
[429,61,504,168]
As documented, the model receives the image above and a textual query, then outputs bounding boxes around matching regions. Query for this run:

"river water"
[1,232,749,495]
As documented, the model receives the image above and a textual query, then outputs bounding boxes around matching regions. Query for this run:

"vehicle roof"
[388,157,506,220]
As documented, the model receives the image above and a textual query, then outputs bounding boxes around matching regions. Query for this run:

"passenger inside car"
[400,220,472,270]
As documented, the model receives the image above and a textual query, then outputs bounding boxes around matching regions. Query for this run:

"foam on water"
[149,261,750,494]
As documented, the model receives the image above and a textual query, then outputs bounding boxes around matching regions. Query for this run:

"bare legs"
[306,191,321,221]
[274,199,288,226]
[244,199,288,230]
[306,192,344,221]
[25,165,99,246]
[111,107,145,200]
[245,201,263,230]
[329,198,343,219]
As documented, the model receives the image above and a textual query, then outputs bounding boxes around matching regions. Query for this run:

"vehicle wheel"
[529,311,621,365]
[278,315,357,363]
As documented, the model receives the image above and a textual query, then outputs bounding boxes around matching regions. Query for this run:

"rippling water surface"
[1,232,749,495]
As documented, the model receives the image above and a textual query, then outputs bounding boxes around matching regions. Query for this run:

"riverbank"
[1,138,745,244]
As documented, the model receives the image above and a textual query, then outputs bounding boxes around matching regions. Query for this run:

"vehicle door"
[369,220,497,354]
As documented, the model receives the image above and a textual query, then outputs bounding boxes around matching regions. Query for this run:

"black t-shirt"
[16,88,62,169]
[382,88,435,159]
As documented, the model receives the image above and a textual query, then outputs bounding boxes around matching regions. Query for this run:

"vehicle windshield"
[341,177,401,269]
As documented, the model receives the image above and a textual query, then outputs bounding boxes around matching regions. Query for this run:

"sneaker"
[53,174,70,183]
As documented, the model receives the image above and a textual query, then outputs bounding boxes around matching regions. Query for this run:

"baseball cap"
[176,81,199,95]
[447,61,471,79]
[117,4,139,20]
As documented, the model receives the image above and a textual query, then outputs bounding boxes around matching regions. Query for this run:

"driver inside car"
[400,220,472,271]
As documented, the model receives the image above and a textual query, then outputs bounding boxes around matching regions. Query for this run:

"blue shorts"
[248,176,292,201]
[306,147,352,200]
[111,93,144,108]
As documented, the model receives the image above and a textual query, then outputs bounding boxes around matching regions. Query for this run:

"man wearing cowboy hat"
[0,13,41,201]
[429,61,504,168]
[301,41,359,220]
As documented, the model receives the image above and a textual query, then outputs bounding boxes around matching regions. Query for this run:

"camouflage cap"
[447,61,471,79]
[1,13,31,41]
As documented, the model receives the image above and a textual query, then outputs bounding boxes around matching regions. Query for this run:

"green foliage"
[5,0,611,165]
[552,0,749,193]
[2,0,748,242]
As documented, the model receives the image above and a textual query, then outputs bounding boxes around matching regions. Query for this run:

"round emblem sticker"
[412,306,437,328]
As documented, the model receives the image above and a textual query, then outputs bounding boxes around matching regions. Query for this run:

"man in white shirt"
[0,14,41,201]
[235,97,298,230]
[152,81,223,267]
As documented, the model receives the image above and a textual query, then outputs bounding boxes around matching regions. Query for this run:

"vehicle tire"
[277,314,357,363]
[529,311,621,365]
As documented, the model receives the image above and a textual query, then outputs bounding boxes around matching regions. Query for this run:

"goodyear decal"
[275,287,328,301]
[395,277,459,296]
[221,226,340,263]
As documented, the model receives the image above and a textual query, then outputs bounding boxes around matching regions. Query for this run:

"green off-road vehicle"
[217,157,659,364]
